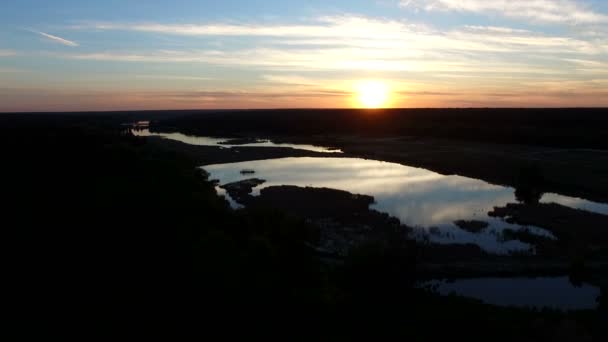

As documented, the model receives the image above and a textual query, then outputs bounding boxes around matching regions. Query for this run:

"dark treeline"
[150,108,608,149]
[2,114,605,340]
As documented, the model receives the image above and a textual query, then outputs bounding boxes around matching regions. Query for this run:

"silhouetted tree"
[515,164,545,205]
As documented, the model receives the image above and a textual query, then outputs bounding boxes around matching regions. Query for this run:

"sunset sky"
[1,0,608,111]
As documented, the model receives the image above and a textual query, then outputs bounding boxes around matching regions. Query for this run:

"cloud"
[60,15,607,75]
[4,85,607,112]
[74,16,420,39]
[60,49,568,75]
[0,87,354,112]
[262,74,322,86]
[154,90,350,99]
[0,68,26,73]
[0,49,17,57]
[400,0,608,25]
[73,16,606,54]
[563,58,608,73]
[45,14,608,109]
[133,74,214,81]
[34,30,79,47]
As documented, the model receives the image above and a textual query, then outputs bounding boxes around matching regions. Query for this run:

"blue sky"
[1,0,608,111]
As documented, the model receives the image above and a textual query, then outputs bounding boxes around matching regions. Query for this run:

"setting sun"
[355,80,391,108]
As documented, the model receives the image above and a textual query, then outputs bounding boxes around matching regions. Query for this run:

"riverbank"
[146,136,350,165]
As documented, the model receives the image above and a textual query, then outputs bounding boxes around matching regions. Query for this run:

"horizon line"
[2,107,608,114]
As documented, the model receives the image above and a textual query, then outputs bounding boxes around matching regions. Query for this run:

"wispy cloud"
[0,87,354,112]
[0,49,17,57]
[34,14,608,108]
[60,49,569,75]
[401,0,608,25]
[73,16,606,53]
[133,74,214,81]
[73,16,412,38]
[0,68,27,73]
[33,30,79,47]
[3,85,607,112]
[564,58,608,73]
[154,89,350,99]
[62,15,607,75]
[262,74,322,86]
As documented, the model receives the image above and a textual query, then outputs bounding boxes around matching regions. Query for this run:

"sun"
[355,80,391,108]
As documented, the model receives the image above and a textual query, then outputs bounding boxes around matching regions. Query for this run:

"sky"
[1,0,608,111]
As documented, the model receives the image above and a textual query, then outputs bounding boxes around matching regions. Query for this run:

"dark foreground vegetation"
[2,113,606,340]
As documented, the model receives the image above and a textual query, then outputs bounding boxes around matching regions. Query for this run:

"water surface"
[425,277,600,311]
[203,157,608,254]
[132,129,342,153]
[541,193,608,214]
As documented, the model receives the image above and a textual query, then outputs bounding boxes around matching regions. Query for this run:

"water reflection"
[425,277,600,311]
[132,129,342,153]
[541,193,608,214]
[215,187,244,209]
[203,157,573,253]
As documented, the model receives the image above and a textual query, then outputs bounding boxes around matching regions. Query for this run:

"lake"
[134,129,608,309]
[203,157,608,254]
[135,129,608,254]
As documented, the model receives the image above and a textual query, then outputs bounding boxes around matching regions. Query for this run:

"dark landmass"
[149,109,608,203]
[218,137,267,145]
[219,180,494,263]
[454,220,490,233]
[254,186,377,219]
[150,108,608,149]
[216,180,608,328]
[490,203,608,254]
[251,186,408,257]
[220,178,266,204]
[2,112,607,339]
[499,228,554,246]
[418,259,608,279]
[331,136,608,204]
[9,109,608,202]
[145,135,347,165]
[218,180,607,278]
[219,181,409,256]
